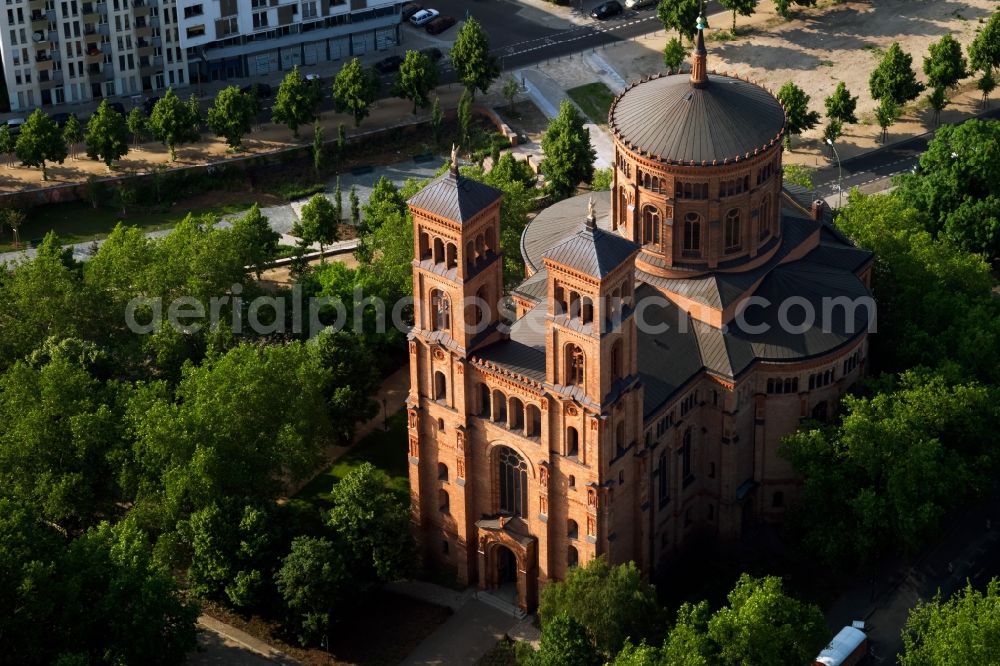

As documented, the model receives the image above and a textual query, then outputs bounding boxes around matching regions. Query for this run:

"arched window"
[446,243,457,269]
[433,237,445,264]
[438,463,448,481]
[611,340,623,380]
[581,296,594,324]
[479,383,491,418]
[497,446,528,517]
[724,208,741,254]
[568,474,576,488]
[683,212,701,256]
[641,206,660,246]
[526,405,542,438]
[485,227,496,253]
[568,545,579,568]
[567,519,579,540]
[419,232,431,260]
[566,345,585,386]
[618,187,628,229]
[508,397,524,430]
[493,389,507,423]
[430,290,450,332]
[615,422,626,456]
[658,451,669,507]
[651,176,661,193]
[682,427,692,479]
[567,427,579,458]
[439,489,450,512]
[434,371,447,401]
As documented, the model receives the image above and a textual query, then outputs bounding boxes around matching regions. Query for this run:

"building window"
[611,340,623,380]
[568,546,579,568]
[434,371,447,401]
[772,491,785,508]
[430,289,450,332]
[759,196,771,240]
[567,519,578,540]
[682,212,701,257]
[641,206,660,246]
[182,3,203,18]
[566,426,579,458]
[252,11,268,29]
[681,428,692,481]
[438,489,449,513]
[615,422,626,457]
[724,208,741,254]
[185,24,205,38]
[497,446,528,518]
[566,344,585,386]
[766,377,799,394]
[438,463,448,481]
[658,452,669,507]
[568,474,576,488]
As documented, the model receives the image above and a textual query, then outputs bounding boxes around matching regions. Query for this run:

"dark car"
[425,15,456,35]
[108,102,127,115]
[590,0,622,19]
[241,82,273,99]
[142,96,159,116]
[375,55,404,74]
[401,2,422,21]
[52,112,75,126]
[421,47,443,62]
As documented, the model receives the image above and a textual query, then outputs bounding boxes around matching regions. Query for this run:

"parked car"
[425,15,456,35]
[590,0,623,19]
[4,117,26,135]
[401,2,422,21]
[624,0,655,8]
[421,47,443,62]
[409,8,439,26]
[52,111,75,126]
[241,82,273,99]
[375,54,404,74]
[108,102,127,115]
[305,73,321,83]
[142,96,159,115]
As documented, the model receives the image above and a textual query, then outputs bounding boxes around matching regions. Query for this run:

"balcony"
[100,40,112,54]
[149,16,160,28]
[150,35,161,47]
[97,1,108,14]
[31,12,48,31]
[152,55,163,66]
[101,64,115,81]
[82,3,99,20]
[48,29,59,42]
[98,23,109,36]
[85,44,103,62]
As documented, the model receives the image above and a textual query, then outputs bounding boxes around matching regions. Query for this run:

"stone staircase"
[476,589,527,619]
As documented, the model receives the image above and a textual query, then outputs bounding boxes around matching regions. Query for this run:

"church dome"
[609,72,786,165]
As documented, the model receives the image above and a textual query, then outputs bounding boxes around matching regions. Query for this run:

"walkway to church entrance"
[489,546,520,609]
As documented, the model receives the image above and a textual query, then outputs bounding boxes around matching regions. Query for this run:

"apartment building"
[1,0,403,112]
[1,0,189,111]
[177,0,402,83]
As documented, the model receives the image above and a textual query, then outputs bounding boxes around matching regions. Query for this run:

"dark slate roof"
[609,73,786,164]
[635,284,704,416]
[543,218,639,278]
[474,305,547,382]
[513,268,548,302]
[522,195,613,274]
[407,169,501,224]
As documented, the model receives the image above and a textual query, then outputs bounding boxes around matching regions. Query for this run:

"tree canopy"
[657,0,700,40]
[776,81,820,147]
[870,42,925,108]
[449,17,500,98]
[294,193,340,256]
[148,88,201,160]
[394,50,439,114]
[540,100,595,199]
[207,85,256,149]
[900,579,1000,666]
[332,58,380,127]
[272,65,322,138]
[720,0,754,33]
[85,100,129,169]
[15,109,67,180]
[825,81,859,125]
[923,34,968,124]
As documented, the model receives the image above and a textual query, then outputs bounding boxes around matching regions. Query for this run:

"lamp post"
[825,137,843,209]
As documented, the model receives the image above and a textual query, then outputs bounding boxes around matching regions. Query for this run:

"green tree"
[776,81,820,148]
[337,122,347,157]
[707,575,828,666]
[895,119,1000,257]
[773,0,816,20]
[538,556,662,657]
[522,613,603,666]
[430,96,444,146]
[591,166,613,191]
[230,203,279,279]
[276,536,352,645]
[782,370,1000,566]
[84,100,129,170]
[923,34,968,125]
[207,85,256,150]
[349,184,360,227]
[541,100,596,199]
[968,9,1000,83]
[874,97,899,143]
[126,106,145,149]
[661,601,715,665]
[824,81,858,125]
[312,123,325,175]
[314,329,380,440]
[720,0,754,33]
[450,17,500,98]
[333,58,380,127]
[663,37,686,73]
[394,50,439,114]
[293,193,339,257]
[148,88,200,160]
[62,114,83,160]
[900,579,1000,666]
[502,77,520,108]
[0,123,14,166]
[823,118,843,145]
[870,42,925,110]
[457,89,473,145]
[15,109,67,180]
[657,0,700,40]
[326,463,413,582]
[272,65,321,138]
[976,66,997,108]
[333,177,343,225]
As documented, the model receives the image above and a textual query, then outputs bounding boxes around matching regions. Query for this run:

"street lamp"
[825,137,843,209]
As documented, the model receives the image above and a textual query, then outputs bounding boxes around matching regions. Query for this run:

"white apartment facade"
[1,0,403,112]
[1,0,190,111]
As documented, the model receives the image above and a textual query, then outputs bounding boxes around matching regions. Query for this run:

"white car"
[624,0,655,7]
[409,8,439,26]
[305,73,321,82]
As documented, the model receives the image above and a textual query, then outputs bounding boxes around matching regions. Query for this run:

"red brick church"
[405,17,874,612]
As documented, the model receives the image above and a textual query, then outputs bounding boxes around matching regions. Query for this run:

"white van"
[624,0,656,8]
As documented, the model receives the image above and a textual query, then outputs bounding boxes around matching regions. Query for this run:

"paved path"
[192,615,298,666]
[401,597,520,665]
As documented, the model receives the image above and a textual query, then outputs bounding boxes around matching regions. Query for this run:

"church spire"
[689,9,709,88]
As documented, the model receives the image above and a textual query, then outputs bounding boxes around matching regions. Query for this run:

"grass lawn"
[566,82,616,126]
[3,199,255,252]
[293,409,409,510]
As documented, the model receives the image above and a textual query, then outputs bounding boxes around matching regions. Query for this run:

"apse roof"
[407,168,501,224]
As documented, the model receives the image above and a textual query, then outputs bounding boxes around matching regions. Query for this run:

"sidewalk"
[193,615,299,666]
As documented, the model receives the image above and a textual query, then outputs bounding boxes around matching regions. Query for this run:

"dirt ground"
[578,0,998,167]
[257,252,359,292]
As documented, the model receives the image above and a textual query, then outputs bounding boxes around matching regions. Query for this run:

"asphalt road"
[814,106,1000,199]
